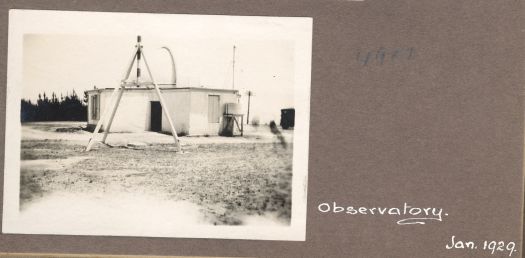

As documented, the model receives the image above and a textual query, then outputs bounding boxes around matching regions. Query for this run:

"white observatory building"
[85,36,242,137]
[86,86,240,136]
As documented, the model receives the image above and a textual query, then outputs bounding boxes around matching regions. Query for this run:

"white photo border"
[2,9,312,241]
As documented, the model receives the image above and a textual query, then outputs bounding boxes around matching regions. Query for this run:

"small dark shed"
[280,108,295,129]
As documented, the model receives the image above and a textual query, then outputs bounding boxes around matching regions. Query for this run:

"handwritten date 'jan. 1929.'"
[445,235,518,257]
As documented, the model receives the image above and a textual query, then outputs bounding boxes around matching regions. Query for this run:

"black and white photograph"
[3,10,312,240]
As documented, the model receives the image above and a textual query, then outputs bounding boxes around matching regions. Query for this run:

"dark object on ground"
[55,127,83,133]
[280,108,295,129]
[270,121,287,149]
[84,124,100,132]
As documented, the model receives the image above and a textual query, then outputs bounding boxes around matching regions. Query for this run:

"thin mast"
[247,91,252,124]
[232,45,236,89]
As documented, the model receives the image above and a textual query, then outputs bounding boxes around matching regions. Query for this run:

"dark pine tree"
[21,90,87,122]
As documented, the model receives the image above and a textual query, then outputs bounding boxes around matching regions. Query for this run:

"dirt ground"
[20,122,293,226]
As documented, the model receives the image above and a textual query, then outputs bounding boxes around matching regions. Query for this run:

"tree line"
[21,91,87,122]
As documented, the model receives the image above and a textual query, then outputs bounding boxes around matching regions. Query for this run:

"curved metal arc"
[161,46,177,86]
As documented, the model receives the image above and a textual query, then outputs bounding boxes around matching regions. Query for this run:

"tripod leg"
[141,50,182,152]
[85,87,120,151]
[153,85,181,151]
[102,87,125,143]
[123,51,138,81]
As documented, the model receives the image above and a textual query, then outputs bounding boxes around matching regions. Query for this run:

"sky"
[23,34,294,124]
[15,11,311,124]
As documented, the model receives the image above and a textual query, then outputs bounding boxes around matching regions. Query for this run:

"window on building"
[208,95,220,123]
[91,95,99,120]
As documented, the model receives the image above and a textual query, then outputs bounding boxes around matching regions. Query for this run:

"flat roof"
[85,87,239,94]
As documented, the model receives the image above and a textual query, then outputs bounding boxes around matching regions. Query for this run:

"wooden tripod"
[85,36,182,152]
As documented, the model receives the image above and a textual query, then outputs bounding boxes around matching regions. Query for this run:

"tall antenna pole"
[246,90,252,125]
[232,45,236,89]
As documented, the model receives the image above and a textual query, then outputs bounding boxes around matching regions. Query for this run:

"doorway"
[150,101,162,132]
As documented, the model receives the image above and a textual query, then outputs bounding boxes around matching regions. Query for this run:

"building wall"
[160,90,191,135]
[88,89,159,132]
[188,90,239,135]
[87,88,239,135]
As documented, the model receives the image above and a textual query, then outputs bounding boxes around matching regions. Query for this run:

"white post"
[141,50,181,152]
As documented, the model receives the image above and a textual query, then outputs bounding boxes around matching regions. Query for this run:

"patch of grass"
[21,140,86,160]
[55,127,83,133]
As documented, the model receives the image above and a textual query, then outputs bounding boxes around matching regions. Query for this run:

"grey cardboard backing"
[0,0,523,257]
